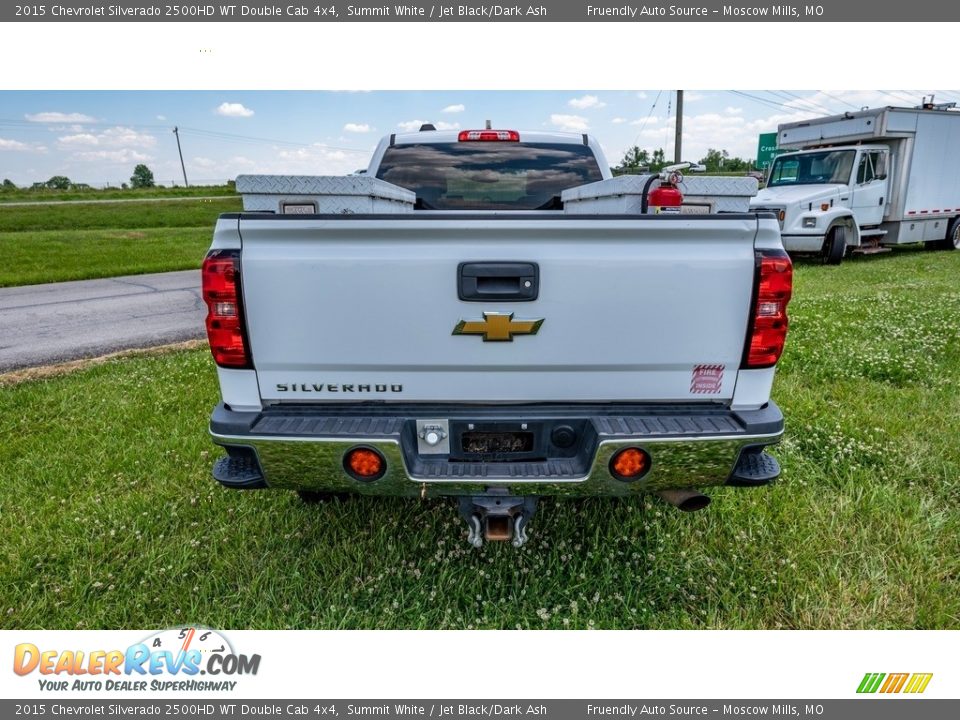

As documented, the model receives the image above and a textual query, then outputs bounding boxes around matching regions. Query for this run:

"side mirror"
[875,173,887,181]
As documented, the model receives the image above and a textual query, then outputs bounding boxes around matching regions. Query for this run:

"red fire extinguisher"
[644,165,688,214]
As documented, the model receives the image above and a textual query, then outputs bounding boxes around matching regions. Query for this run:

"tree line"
[1,164,156,191]
[614,147,756,174]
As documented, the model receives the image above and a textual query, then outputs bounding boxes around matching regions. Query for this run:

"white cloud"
[629,116,661,126]
[685,92,707,102]
[184,155,257,179]
[611,118,627,124]
[397,119,460,132]
[267,143,367,175]
[725,106,744,115]
[156,115,167,121]
[58,126,156,148]
[228,155,257,169]
[614,105,836,163]
[73,149,153,164]
[25,112,96,123]
[343,122,371,133]
[569,95,605,110]
[441,104,465,113]
[191,156,218,169]
[549,114,589,132]
[58,133,100,146]
[216,102,254,118]
[636,92,648,100]
[102,127,157,146]
[0,138,30,151]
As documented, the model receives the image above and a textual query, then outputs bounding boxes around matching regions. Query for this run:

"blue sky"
[1,90,956,186]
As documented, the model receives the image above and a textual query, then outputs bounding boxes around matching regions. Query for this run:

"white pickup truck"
[202,127,792,547]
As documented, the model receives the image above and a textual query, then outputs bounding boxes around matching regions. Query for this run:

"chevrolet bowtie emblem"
[452,312,544,342]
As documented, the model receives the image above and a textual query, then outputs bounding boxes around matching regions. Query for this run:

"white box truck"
[750,104,960,263]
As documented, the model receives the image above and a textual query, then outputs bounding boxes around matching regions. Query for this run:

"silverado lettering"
[276,384,403,392]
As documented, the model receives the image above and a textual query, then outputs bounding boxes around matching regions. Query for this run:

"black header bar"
[3,1,956,23]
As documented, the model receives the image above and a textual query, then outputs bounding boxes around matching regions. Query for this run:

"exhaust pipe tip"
[656,489,711,512]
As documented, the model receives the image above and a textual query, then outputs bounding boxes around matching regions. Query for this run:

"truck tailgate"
[237,215,759,403]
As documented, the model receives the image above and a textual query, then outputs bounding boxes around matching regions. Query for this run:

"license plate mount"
[461,430,535,456]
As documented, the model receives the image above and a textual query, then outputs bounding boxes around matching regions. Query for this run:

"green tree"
[45,176,71,190]
[1,179,16,191]
[725,157,749,172]
[700,148,729,172]
[651,148,667,171]
[613,146,651,175]
[130,164,155,189]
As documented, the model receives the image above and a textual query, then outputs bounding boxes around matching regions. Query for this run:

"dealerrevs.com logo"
[13,627,260,693]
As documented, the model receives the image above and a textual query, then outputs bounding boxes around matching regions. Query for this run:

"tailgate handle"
[458,262,539,302]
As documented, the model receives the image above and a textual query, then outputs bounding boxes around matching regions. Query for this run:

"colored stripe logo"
[857,672,933,694]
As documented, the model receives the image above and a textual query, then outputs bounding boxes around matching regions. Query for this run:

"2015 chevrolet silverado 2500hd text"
[202,127,792,547]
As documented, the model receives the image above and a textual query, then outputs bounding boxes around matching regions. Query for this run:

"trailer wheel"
[944,218,960,251]
[823,225,846,265]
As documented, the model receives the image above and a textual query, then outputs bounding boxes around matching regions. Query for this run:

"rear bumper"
[209,402,784,498]
[781,233,827,252]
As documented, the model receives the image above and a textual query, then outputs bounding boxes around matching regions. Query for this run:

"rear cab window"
[375,142,603,210]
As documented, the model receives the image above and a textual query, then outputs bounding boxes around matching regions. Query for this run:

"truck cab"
[751,144,890,263]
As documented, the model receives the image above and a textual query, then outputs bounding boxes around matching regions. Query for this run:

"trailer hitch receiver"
[459,493,538,548]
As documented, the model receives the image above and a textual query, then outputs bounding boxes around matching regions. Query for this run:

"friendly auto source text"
[586,5,808,17]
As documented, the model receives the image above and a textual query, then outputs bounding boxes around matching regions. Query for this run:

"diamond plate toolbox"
[562,174,759,214]
[235,175,416,214]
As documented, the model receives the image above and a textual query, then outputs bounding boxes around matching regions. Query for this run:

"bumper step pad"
[213,453,267,489]
[728,449,781,487]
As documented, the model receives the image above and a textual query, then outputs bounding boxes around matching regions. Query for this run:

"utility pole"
[674,90,684,163]
[172,126,189,187]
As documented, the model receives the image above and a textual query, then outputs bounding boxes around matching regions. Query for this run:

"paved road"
[0,270,206,372]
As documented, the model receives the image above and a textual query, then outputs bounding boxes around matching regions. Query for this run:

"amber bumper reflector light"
[609,447,650,481]
[344,447,386,482]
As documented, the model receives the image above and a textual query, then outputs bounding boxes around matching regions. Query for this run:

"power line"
[774,90,836,115]
[630,90,663,148]
[728,90,801,113]
[892,90,923,105]
[932,90,960,104]
[815,90,862,110]
[873,91,909,106]
[175,126,371,154]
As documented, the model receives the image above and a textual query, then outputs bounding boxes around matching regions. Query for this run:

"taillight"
[458,130,520,142]
[743,249,793,368]
[201,249,250,368]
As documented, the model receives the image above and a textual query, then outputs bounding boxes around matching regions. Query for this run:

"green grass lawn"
[1,249,958,630]
[0,185,237,204]
[0,228,213,286]
[0,197,240,287]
